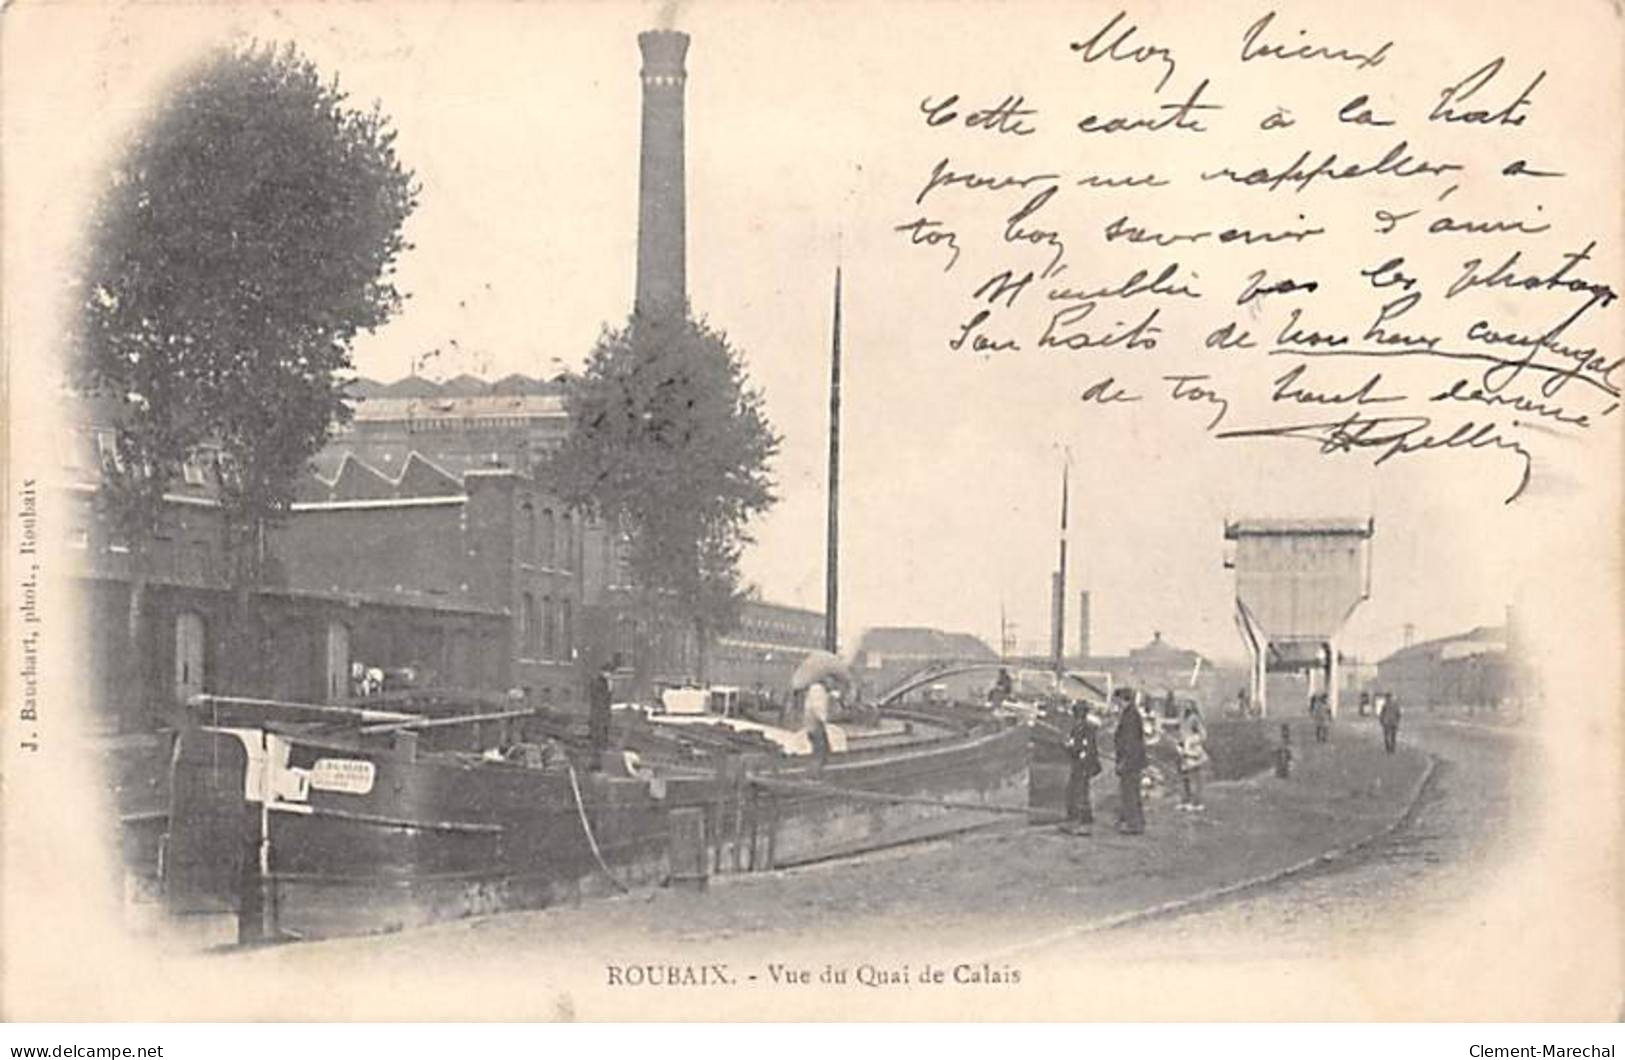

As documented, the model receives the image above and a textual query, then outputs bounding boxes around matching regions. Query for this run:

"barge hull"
[163,723,1031,940]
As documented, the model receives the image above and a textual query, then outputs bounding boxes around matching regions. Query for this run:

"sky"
[6,0,1619,665]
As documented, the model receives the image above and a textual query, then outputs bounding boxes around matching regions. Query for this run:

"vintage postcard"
[1,0,1620,1022]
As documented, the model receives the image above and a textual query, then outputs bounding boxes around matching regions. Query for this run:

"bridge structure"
[1225,517,1374,718]
[875,660,1112,709]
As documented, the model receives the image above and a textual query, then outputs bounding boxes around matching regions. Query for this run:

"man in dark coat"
[1379,693,1402,754]
[989,667,1014,708]
[587,660,614,771]
[1114,696,1148,834]
[1062,704,1102,835]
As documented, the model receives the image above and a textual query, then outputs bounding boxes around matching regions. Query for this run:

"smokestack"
[1077,590,1091,660]
[635,30,689,321]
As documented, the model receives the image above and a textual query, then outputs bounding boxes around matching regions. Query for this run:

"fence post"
[667,806,708,891]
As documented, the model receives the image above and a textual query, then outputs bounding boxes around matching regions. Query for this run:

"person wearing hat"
[803,678,834,772]
[1062,703,1103,835]
[1114,693,1148,835]
[587,658,614,772]
[1379,692,1402,754]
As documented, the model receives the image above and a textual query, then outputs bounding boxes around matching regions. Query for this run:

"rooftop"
[342,375,570,423]
[1224,517,1374,538]
[1380,625,1507,664]
[857,626,998,661]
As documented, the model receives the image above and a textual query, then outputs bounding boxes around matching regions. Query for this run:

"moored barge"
[161,694,1031,941]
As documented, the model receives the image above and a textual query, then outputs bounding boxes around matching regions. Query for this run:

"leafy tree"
[550,314,780,680]
[76,41,418,709]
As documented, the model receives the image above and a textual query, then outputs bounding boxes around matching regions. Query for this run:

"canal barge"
[160,693,1031,941]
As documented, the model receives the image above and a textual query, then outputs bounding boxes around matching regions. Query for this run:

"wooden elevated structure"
[1225,518,1374,718]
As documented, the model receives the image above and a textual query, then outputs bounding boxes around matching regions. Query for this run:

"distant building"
[1060,632,1238,714]
[320,374,571,479]
[1375,625,1513,709]
[852,627,999,704]
[708,600,825,699]
[1125,631,1206,690]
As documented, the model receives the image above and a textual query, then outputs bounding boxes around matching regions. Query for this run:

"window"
[541,509,556,568]
[174,611,206,705]
[559,514,573,571]
[542,594,556,660]
[181,452,206,486]
[519,503,535,567]
[560,599,573,661]
[521,593,538,659]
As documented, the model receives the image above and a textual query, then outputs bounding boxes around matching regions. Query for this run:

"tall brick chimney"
[635,30,689,321]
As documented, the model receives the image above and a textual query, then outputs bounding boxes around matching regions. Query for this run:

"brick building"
[314,373,668,701]
[317,373,571,480]
[315,372,822,705]
[57,415,513,734]
[279,450,584,708]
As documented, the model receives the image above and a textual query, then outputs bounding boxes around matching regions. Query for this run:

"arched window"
[541,594,556,660]
[521,593,538,659]
[560,598,573,661]
[559,513,574,571]
[520,503,535,568]
[541,509,557,568]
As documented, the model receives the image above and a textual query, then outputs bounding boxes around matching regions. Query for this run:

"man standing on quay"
[588,659,615,772]
[1115,693,1148,834]
[1379,692,1402,754]
[1063,703,1102,835]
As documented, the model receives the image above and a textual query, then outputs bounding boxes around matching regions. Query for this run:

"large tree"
[550,314,780,681]
[76,41,418,710]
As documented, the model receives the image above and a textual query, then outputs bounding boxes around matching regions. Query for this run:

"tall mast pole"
[1052,453,1069,676]
[824,267,842,654]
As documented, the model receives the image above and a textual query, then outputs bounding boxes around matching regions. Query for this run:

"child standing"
[1177,704,1210,810]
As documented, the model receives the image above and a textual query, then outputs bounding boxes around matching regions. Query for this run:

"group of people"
[1060,692,1210,837]
[1273,690,1404,778]
[1061,682,1409,836]
[1310,690,1404,752]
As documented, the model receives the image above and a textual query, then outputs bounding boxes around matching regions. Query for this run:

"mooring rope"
[566,761,630,894]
